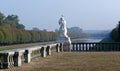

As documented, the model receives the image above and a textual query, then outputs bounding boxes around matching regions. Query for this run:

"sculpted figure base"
[57,15,71,51]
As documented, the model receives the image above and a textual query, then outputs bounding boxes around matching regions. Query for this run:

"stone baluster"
[46,45,52,55]
[60,43,63,52]
[72,43,75,51]
[74,44,76,50]
[85,43,87,51]
[87,43,90,51]
[82,43,84,51]
[76,44,78,51]
[83,44,85,51]
[90,43,92,51]
[81,44,83,51]
[25,49,32,63]
[96,43,98,51]
[0,51,14,69]
[9,55,14,67]
[86,43,88,51]
[3,53,10,68]
[9,55,12,68]
[11,55,14,67]
[40,46,47,57]
[79,43,81,51]
[56,43,60,52]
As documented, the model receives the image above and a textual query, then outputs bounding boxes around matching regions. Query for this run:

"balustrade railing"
[0,43,63,69]
[71,42,120,51]
[1,42,119,69]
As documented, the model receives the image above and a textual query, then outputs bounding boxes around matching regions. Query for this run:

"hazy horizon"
[0,0,120,31]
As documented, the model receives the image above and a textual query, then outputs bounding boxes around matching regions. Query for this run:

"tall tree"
[5,14,25,29]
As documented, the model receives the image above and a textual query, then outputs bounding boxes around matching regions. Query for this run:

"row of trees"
[0,27,58,45]
[0,12,58,45]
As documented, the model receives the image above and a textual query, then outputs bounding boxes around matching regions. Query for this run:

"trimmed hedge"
[0,27,58,45]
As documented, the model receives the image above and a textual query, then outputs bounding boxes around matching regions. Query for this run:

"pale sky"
[0,0,120,31]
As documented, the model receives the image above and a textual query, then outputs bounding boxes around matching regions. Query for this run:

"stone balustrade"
[71,42,120,51]
[0,43,62,69]
[2,42,119,69]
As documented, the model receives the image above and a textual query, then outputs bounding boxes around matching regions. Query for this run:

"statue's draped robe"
[58,17,68,38]
[57,16,71,48]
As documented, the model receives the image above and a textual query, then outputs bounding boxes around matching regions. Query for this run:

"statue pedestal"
[57,36,71,51]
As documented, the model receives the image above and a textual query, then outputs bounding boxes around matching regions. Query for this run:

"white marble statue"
[58,15,68,37]
[57,15,71,51]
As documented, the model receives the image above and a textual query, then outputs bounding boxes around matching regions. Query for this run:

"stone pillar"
[63,43,71,51]
[14,50,25,66]
[40,47,46,57]
[25,49,32,63]
[60,43,64,52]
[56,43,60,52]
[46,46,51,55]
[14,52,22,66]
